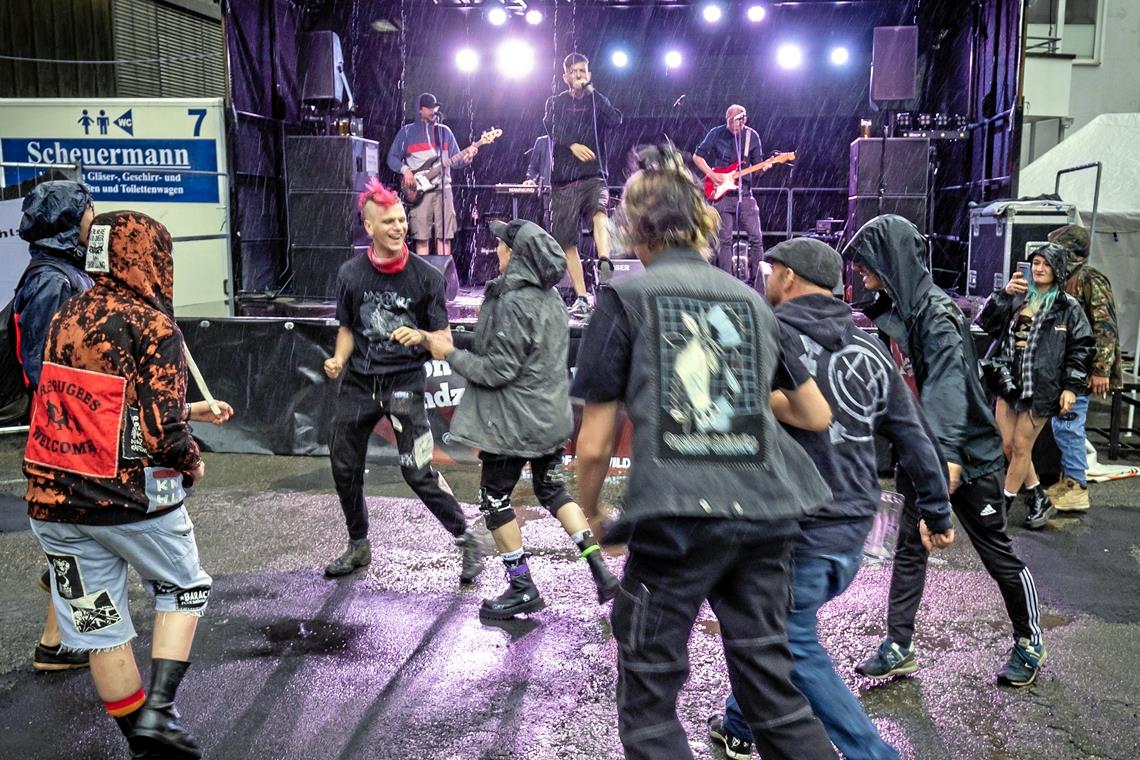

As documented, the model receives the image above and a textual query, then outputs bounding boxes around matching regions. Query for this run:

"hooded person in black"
[845,214,1048,688]
[710,237,953,760]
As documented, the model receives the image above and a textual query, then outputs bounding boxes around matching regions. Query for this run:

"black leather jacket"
[846,215,1006,482]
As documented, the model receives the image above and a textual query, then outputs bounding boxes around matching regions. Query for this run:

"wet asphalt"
[1,436,1138,760]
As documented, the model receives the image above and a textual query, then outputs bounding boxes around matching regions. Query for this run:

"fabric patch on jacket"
[26,362,125,478]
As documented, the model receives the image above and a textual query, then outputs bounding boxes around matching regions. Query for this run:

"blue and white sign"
[0,98,233,316]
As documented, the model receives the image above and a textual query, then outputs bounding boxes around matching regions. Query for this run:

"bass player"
[387,92,476,257]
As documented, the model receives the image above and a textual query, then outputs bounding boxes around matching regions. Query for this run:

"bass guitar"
[402,127,503,206]
[704,151,796,202]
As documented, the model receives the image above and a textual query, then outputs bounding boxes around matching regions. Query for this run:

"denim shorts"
[30,507,212,652]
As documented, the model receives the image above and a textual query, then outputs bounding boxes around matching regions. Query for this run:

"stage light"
[702,4,723,23]
[776,43,803,69]
[747,5,766,22]
[456,48,479,73]
[486,5,508,26]
[496,39,535,78]
[830,46,850,65]
[664,50,683,69]
[525,9,543,25]
[611,50,629,68]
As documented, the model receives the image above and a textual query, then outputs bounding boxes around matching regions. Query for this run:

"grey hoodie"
[447,221,573,458]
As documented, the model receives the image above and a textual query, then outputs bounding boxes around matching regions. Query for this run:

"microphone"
[672,94,686,108]
[731,112,747,122]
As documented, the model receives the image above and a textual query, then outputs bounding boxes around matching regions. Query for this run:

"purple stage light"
[496,39,535,78]
[611,50,629,69]
[486,6,508,26]
[456,48,479,74]
[525,9,543,25]
[776,43,803,70]
[664,50,683,69]
[830,46,850,65]
[747,5,767,23]
[702,4,723,23]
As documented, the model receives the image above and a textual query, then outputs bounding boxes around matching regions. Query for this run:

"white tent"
[1019,113,1140,357]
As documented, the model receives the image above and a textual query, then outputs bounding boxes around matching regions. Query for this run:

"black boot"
[584,548,620,604]
[1024,485,1056,530]
[130,659,202,759]
[114,712,154,760]
[480,561,545,620]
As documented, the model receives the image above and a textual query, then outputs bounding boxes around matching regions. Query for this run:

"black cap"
[765,237,843,289]
[488,219,525,248]
[418,92,441,109]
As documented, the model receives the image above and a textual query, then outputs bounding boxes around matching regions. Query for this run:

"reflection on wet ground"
[1,446,1138,759]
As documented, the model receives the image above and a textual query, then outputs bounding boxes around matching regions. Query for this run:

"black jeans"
[713,194,763,282]
[613,522,835,760]
[888,468,1042,646]
[479,449,573,514]
[329,370,467,541]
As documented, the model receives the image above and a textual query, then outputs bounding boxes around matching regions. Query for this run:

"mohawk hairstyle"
[357,177,400,212]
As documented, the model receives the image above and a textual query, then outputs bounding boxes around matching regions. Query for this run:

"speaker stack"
[285,136,379,298]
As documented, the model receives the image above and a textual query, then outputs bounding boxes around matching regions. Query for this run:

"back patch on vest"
[655,296,766,463]
[26,362,125,479]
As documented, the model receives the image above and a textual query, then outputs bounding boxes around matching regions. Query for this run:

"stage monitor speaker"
[610,259,645,281]
[287,192,369,247]
[870,26,918,104]
[849,137,929,197]
[468,248,500,288]
[287,246,363,299]
[423,255,460,301]
[300,31,344,104]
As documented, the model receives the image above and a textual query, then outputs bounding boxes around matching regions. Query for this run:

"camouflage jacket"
[1064,254,1123,389]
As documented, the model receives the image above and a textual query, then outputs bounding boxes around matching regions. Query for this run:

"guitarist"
[693,104,765,284]
[386,92,477,257]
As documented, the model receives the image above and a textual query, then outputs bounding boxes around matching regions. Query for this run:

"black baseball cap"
[418,92,441,109]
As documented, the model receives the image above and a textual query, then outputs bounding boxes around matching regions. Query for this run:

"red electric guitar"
[704,151,796,202]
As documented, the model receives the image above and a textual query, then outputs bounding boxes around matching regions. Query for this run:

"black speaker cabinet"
[849,138,929,197]
[846,196,927,235]
[285,136,379,191]
[288,246,364,299]
[300,31,344,104]
[287,191,369,247]
[871,26,918,103]
[422,255,460,301]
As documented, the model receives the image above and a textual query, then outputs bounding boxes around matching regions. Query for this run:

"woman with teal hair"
[977,243,1094,530]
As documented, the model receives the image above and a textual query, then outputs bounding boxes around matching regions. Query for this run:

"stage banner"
[178,317,635,472]
[0,98,232,317]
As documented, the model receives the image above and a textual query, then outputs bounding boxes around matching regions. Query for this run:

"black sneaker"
[324,538,371,577]
[1024,486,1056,530]
[708,714,753,760]
[855,638,918,679]
[457,526,495,584]
[33,642,89,672]
[997,638,1047,687]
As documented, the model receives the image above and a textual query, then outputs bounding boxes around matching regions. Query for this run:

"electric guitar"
[402,127,503,206]
[704,151,796,202]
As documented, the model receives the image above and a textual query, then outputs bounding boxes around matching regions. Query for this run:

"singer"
[386,92,476,257]
[544,52,623,320]
[693,104,766,284]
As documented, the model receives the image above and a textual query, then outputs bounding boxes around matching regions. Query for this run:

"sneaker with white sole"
[567,296,592,320]
[708,714,753,760]
[997,638,1047,687]
[856,638,919,679]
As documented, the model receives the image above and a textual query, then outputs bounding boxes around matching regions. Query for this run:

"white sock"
[1003,490,1018,499]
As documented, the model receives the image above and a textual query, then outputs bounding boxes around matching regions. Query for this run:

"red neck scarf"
[368,242,409,274]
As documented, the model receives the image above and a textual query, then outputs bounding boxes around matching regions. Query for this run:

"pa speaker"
[846,196,927,236]
[422,255,460,301]
[870,26,918,104]
[286,191,368,247]
[849,138,929,197]
[287,246,363,299]
[300,31,344,104]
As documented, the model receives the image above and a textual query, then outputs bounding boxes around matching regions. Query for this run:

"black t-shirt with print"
[335,253,449,378]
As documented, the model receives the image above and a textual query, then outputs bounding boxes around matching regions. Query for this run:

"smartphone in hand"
[1016,262,1031,280]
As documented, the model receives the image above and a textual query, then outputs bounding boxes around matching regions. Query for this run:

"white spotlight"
[525,9,543,25]
[496,39,535,78]
[747,5,766,23]
[702,4,723,23]
[776,43,803,69]
[486,6,508,26]
[830,46,850,65]
[664,50,683,69]
[456,48,479,74]
[612,50,629,68]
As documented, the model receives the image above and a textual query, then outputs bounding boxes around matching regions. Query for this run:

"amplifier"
[849,137,929,197]
[285,136,379,191]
